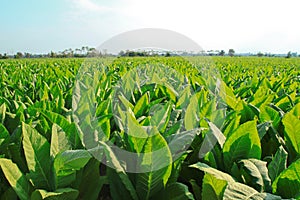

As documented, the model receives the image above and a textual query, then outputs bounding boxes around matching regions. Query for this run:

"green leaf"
[257,122,272,140]
[22,122,52,190]
[282,112,300,154]
[272,158,300,198]
[218,80,243,111]
[224,181,282,200]
[0,158,33,200]
[150,102,172,133]
[153,182,194,200]
[126,111,148,153]
[176,85,192,109]
[222,113,240,138]
[189,180,201,200]
[118,94,134,111]
[77,159,105,200]
[199,99,216,120]
[185,93,200,130]
[202,173,227,200]
[31,188,79,200]
[238,159,272,192]
[99,141,139,200]
[260,106,281,130]
[290,103,300,117]
[223,121,261,171]
[42,111,82,149]
[53,150,92,188]
[0,104,6,124]
[0,187,18,200]
[134,92,150,118]
[250,88,274,108]
[0,123,10,146]
[190,162,235,183]
[198,121,226,159]
[268,146,288,182]
[136,128,172,200]
[190,163,283,200]
[166,128,198,160]
[50,124,71,158]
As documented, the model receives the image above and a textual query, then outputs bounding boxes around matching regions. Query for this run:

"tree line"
[0,47,298,59]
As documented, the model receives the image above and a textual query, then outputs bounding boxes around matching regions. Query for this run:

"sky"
[0,0,300,54]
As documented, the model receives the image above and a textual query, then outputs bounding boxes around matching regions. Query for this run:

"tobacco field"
[0,57,299,200]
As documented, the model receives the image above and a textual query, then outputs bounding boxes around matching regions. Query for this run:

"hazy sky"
[1,0,299,54]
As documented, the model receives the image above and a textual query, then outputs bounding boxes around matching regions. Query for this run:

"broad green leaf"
[0,187,18,200]
[239,102,257,122]
[224,181,282,200]
[53,150,92,188]
[31,188,79,200]
[0,123,10,146]
[176,86,192,109]
[185,93,200,130]
[218,80,243,111]
[222,113,240,138]
[260,106,281,130]
[99,141,138,200]
[126,111,148,153]
[42,111,82,149]
[238,159,272,192]
[223,121,261,171]
[166,128,198,160]
[290,103,300,117]
[189,180,201,200]
[118,94,134,110]
[0,158,33,200]
[0,104,6,124]
[257,122,272,140]
[198,121,226,159]
[268,146,288,182]
[153,182,194,200]
[136,128,172,200]
[50,124,71,158]
[250,88,274,108]
[272,158,300,198]
[22,122,52,190]
[134,92,149,118]
[282,112,300,154]
[199,99,216,120]
[7,133,29,173]
[150,102,172,133]
[207,121,226,148]
[78,159,105,200]
[190,162,235,183]
[202,173,227,200]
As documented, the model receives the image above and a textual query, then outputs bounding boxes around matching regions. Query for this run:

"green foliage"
[0,57,299,199]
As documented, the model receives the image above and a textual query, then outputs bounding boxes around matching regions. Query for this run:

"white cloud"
[63,0,300,53]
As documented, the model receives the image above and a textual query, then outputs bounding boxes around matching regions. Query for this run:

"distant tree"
[128,51,136,57]
[2,53,9,59]
[165,52,171,57]
[50,51,57,58]
[119,50,125,57]
[257,52,264,57]
[228,49,235,57]
[286,51,292,58]
[87,48,99,57]
[24,52,31,58]
[219,50,225,56]
[14,52,23,59]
